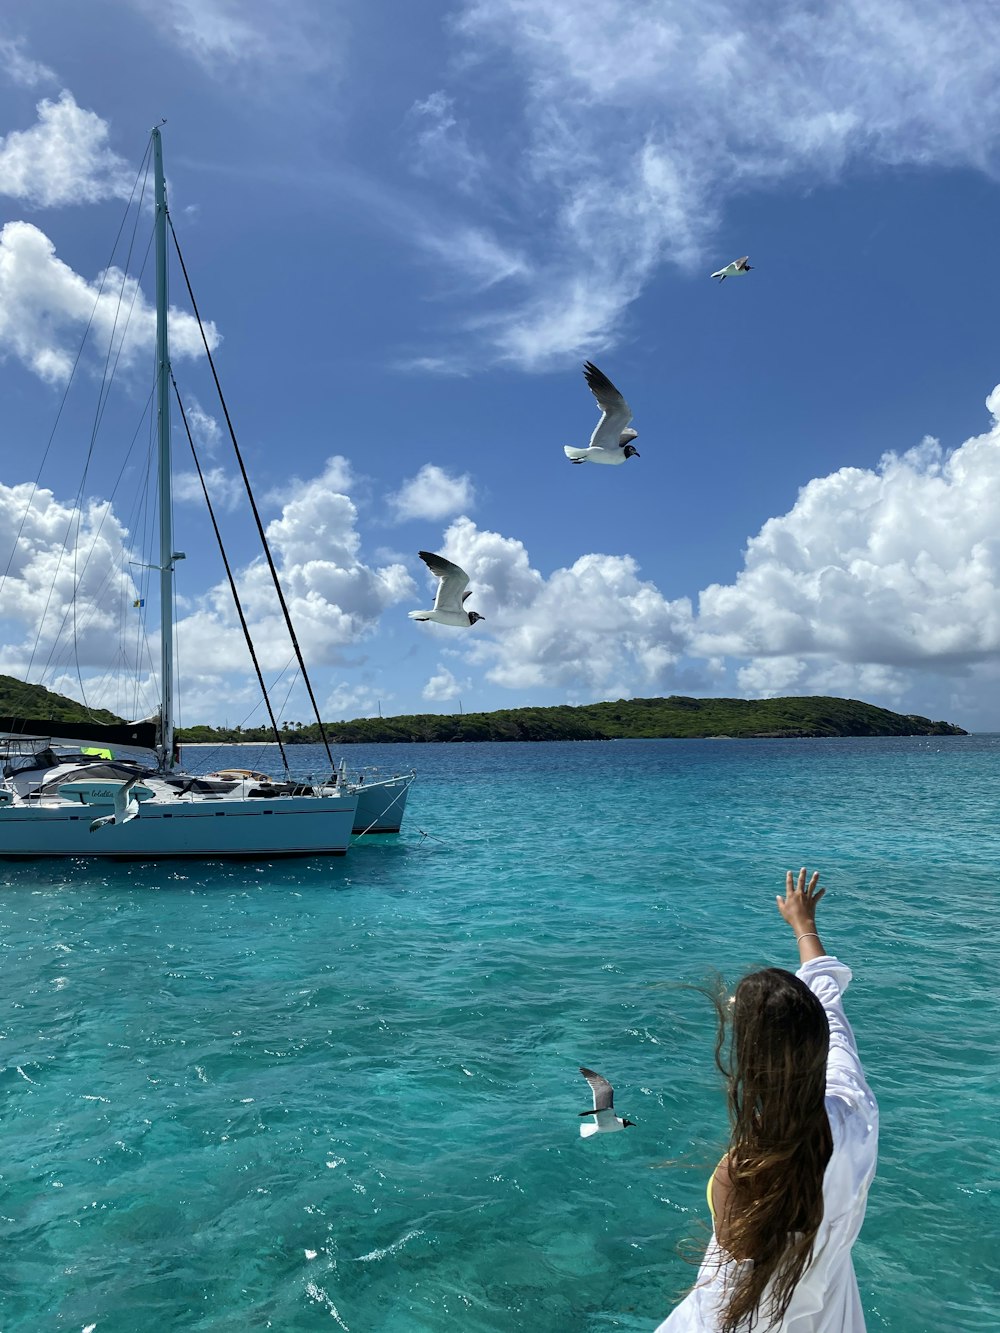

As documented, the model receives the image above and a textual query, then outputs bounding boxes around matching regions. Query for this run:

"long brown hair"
[713,968,832,1332]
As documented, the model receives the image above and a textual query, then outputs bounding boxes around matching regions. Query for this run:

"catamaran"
[0,128,413,858]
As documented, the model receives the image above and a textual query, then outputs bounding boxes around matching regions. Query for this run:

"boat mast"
[153,127,176,771]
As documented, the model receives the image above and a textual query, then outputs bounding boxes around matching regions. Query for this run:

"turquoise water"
[1,737,997,1332]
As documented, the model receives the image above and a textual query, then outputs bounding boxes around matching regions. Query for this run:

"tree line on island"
[0,676,966,742]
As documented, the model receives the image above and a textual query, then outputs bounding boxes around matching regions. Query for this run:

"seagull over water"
[563,362,640,466]
[711,255,753,282]
[89,774,142,833]
[578,1067,635,1137]
[408,551,485,628]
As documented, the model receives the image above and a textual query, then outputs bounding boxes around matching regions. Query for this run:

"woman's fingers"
[782,868,824,898]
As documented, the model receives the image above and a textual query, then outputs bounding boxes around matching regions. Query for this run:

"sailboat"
[0,128,413,858]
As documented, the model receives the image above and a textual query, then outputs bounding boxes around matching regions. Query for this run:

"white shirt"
[655,956,879,1332]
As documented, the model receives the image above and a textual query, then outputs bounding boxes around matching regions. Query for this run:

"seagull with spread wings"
[577,1067,635,1137]
[710,255,753,282]
[89,775,142,834]
[563,361,640,465]
[408,551,485,627]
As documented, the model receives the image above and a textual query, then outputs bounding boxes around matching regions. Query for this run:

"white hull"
[0,787,359,860]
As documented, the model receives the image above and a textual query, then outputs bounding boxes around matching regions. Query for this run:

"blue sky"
[2,0,1000,731]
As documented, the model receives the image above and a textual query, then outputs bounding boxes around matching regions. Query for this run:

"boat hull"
[0,791,359,859]
[351,774,414,833]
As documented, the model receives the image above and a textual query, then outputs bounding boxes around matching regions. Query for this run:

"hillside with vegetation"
[0,675,123,725]
[0,678,967,743]
[175,695,967,743]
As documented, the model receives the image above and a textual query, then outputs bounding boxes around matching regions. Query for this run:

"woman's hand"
[777,867,827,962]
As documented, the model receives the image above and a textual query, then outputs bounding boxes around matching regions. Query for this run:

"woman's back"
[655,873,879,1332]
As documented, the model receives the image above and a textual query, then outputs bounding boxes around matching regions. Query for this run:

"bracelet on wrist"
[796,932,820,943]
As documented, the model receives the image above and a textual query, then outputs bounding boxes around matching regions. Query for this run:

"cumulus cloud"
[0,221,219,385]
[0,92,132,207]
[388,464,476,522]
[430,516,694,695]
[422,665,469,701]
[694,385,1000,685]
[398,0,1000,367]
[0,481,143,694]
[173,461,416,672]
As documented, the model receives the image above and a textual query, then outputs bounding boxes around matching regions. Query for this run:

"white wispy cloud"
[399,0,1000,367]
[0,92,132,207]
[126,0,338,74]
[0,35,58,89]
[0,221,219,385]
[388,464,476,523]
[406,91,486,194]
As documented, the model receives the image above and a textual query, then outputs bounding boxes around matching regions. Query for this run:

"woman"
[657,868,879,1332]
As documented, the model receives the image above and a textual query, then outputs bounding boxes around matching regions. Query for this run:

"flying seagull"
[408,551,485,627]
[711,255,753,282]
[564,361,640,466]
[578,1067,635,1137]
[89,775,142,833]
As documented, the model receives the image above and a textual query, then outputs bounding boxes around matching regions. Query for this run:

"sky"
[2,0,1000,732]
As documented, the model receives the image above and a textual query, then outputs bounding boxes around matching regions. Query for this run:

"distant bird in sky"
[564,361,640,466]
[711,255,753,282]
[408,551,485,627]
[89,775,142,833]
[578,1067,635,1137]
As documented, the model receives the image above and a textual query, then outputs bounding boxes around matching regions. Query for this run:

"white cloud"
[408,0,1000,367]
[434,516,694,694]
[694,385,1000,679]
[323,683,385,720]
[174,461,416,672]
[184,401,222,451]
[422,666,469,701]
[266,456,352,508]
[0,481,143,687]
[174,465,244,512]
[127,0,338,74]
[406,92,485,193]
[413,222,529,292]
[0,92,132,207]
[0,36,58,89]
[0,221,219,385]
[388,464,476,522]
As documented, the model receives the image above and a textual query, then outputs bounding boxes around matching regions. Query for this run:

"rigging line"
[57,383,155,692]
[0,139,154,605]
[132,391,159,723]
[39,386,156,689]
[168,216,337,773]
[171,374,291,776]
[26,202,155,692]
[89,184,154,436]
[71,181,154,708]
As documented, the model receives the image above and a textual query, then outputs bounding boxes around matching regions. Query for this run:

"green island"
[0,675,967,742]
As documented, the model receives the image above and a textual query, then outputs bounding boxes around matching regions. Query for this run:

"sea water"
[0,737,996,1332]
